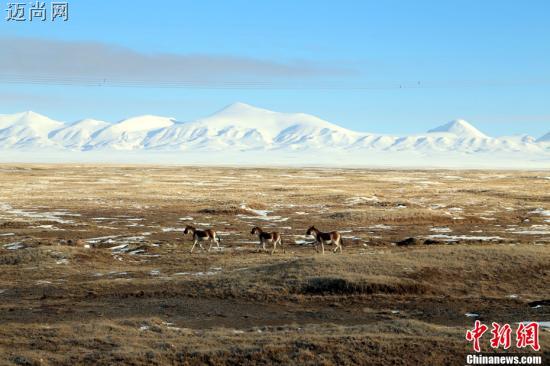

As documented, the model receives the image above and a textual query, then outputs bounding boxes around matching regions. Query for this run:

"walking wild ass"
[250,226,284,254]
[184,225,221,253]
[306,226,343,254]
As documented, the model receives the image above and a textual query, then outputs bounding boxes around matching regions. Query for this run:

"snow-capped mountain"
[141,102,361,151]
[0,111,64,149]
[49,119,110,149]
[0,103,548,167]
[537,132,550,142]
[82,115,177,150]
[427,119,488,139]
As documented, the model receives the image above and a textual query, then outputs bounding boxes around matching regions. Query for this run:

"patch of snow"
[3,242,25,250]
[346,196,379,205]
[430,227,452,233]
[162,227,183,232]
[0,203,75,224]
[426,234,503,242]
[32,224,62,230]
[529,208,550,217]
[85,235,119,244]
[173,269,221,276]
[369,224,392,230]
[237,214,289,223]
[110,244,129,252]
[240,204,271,217]
[511,230,549,235]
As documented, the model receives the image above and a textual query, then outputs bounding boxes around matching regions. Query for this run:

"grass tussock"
[0,248,43,265]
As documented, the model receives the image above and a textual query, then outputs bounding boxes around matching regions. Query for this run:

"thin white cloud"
[0,36,352,86]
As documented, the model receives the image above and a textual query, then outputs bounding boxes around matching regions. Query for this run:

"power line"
[1,73,550,90]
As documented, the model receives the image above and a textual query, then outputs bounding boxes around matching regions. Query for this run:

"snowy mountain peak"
[0,110,64,132]
[18,111,44,119]
[536,132,550,142]
[82,115,178,150]
[217,102,264,114]
[112,115,176,132]
[10,111,47,120]
[195,102,351,137]
[22,111,62,124]
[210,102,285,122]
[0,110,62,127]
[0,111,64,149]
[428,119,488,139]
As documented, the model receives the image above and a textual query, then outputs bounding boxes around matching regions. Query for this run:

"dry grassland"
[0,165,548,365]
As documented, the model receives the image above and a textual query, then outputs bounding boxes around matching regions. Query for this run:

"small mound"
[197,206,251,215]
[396,237,419,246]
[0,249,42,265]
[423,239,443,245]
[328,212,350,220]
[0,221,28,229]
[300,276,428,295]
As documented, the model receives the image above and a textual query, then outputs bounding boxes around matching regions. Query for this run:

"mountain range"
[0,103,548,167]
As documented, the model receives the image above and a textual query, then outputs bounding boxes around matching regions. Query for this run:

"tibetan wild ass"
[250,226,285,254]
[306,226,343,254]
[184,225,221,253]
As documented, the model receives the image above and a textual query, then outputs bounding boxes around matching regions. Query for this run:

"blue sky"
[1,0,549,137]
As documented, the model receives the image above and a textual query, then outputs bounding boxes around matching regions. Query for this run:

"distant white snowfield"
[0,102,549,168]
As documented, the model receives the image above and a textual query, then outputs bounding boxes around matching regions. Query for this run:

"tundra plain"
[0,165,548,365]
